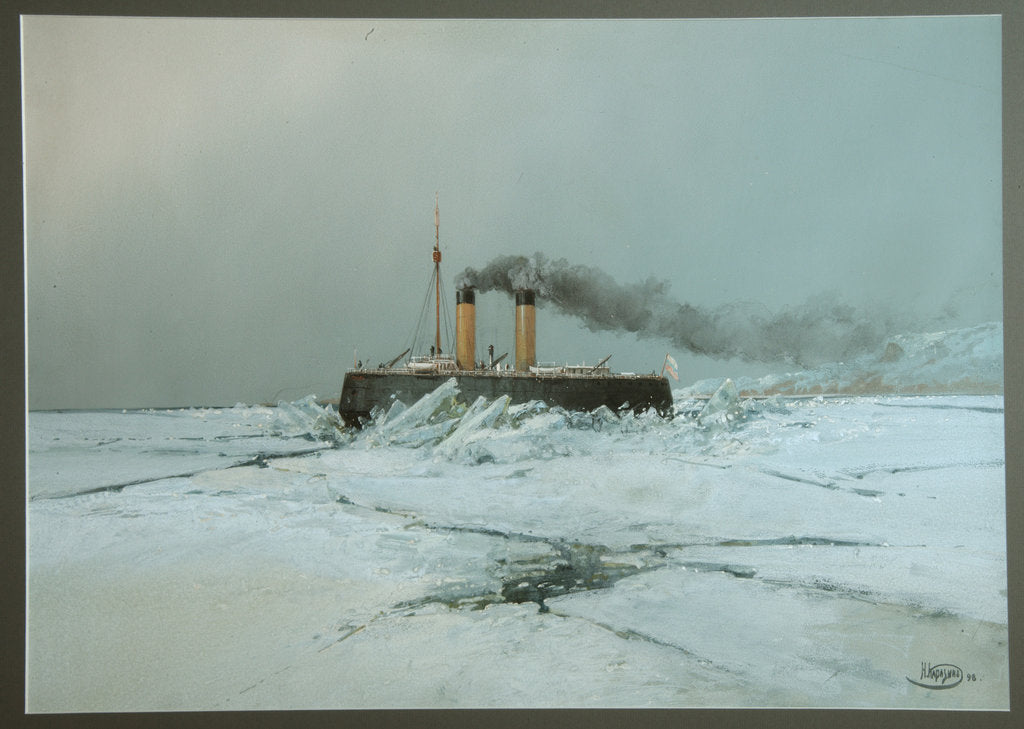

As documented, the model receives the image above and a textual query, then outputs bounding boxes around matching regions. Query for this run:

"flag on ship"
[662,353,679,381]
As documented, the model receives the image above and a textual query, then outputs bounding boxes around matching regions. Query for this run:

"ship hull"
[339,370,673,428]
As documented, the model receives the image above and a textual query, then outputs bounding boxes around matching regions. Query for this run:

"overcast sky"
[22,15,1002,410]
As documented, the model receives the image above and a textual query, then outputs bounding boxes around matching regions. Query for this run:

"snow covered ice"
[26,329,1008,711]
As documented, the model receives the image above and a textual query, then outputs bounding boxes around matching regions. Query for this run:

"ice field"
[26,377,1008,711]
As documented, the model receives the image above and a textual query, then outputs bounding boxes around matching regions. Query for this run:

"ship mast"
[433,192,441,357]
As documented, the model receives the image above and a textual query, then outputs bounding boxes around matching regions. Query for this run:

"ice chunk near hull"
[271,394,344,441]
[698,378,745,427]
[374,399,408,428]
[435,395,511,460]
[385,418,461,448]
[369,378,461,445]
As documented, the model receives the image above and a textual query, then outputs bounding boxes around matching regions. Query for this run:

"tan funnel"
[456,288,476,370]
[515,289,536,371]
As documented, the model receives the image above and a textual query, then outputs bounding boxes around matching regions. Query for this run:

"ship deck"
[347,367,664,380]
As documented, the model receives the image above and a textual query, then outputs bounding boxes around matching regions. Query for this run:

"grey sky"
[22,16,1002,409]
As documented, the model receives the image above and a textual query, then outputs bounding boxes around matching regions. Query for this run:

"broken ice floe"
[353,378,682,462]
[697,378,743,426]
[272,394,347,443]
[343,374,815,466]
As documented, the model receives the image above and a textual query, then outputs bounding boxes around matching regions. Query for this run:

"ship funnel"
[515,289,537,372]
[456,288,476,370]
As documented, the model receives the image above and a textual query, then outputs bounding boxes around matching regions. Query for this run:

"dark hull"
[339,370,673,428]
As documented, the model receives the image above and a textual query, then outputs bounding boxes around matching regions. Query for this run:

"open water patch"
[387,539,667,615]
[496,542,658,613]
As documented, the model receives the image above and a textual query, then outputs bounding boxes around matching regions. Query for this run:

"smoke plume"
[455,253,902,367]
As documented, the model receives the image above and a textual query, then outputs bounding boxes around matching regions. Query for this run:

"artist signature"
[906,662,977,690]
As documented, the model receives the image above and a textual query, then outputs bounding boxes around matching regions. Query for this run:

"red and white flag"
[662,353,679,381]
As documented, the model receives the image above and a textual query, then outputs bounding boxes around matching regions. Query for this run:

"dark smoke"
[455,253,902,367]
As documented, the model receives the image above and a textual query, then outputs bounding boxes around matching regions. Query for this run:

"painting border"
[4,1,1020,727]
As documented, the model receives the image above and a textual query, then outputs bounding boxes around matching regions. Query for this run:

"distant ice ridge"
[679,321,1003,398]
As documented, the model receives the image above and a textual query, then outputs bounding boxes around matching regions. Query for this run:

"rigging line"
[433,267,446,353]
[440,281,454,354]
[419,268,439,354]
[409,267,438,357]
